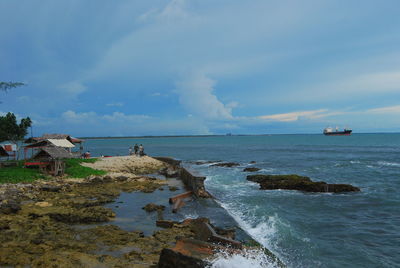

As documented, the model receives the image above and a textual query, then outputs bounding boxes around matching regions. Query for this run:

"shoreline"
[0,155,284,267]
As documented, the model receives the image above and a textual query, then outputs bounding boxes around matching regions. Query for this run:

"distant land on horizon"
[78,132,400,140]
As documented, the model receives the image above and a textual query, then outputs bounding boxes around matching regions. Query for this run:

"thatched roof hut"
[25,139,75,149]
[33,146,72,160]
[25,134,83,144]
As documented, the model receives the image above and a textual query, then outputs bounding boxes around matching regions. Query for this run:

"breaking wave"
[209,248,280,268]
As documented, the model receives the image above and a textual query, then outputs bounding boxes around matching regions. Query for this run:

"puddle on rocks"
[104,175,251,242]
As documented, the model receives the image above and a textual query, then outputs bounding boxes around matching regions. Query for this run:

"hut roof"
[33,146,72,159]
[47,139,75,148]
[25,139,75,149]
[25,134,83,144]
[0,146,9,157]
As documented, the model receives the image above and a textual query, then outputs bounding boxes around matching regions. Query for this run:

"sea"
[85,134,400,268]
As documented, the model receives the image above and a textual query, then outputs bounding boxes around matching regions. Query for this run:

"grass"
[0,161,48,184]
[64,158,107,178]
[0,158,107,184]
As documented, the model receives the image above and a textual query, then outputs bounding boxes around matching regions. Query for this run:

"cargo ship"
[323,127,352,136]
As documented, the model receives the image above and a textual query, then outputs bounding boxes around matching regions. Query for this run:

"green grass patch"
[0,163,48,184]
[0,158,107,184]
[64,158,107,178]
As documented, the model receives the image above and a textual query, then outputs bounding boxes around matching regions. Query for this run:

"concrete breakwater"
[155,156,212,198]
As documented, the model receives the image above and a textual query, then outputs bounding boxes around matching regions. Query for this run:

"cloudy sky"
[1,0,400,136]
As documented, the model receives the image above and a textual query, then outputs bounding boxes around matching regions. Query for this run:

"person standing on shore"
[134,144,139,156]
[139,144,144,157]
[129,146,132,155]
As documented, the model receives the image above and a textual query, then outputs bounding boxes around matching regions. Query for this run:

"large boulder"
[247,174,360,193]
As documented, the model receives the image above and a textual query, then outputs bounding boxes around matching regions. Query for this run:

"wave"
[215,201,285,263]
[378,161,400,167]
[209,248,280,268]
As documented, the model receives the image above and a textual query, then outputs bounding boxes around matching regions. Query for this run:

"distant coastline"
[78,132,399,140]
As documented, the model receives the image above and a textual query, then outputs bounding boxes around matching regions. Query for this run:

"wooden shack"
[30,147,72,176]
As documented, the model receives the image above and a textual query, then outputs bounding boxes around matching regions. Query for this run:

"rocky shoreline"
[0,156,284,267]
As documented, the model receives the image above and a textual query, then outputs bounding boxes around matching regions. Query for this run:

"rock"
[35,201,52,207]
[158,238,213,268]
[247,174,360,193]
[0,200,21,214]
[194,160,222,165]
[159,167,180,178]
[210,162,240,167]
[169,186,179,191]
[40,185,62,192]
[243,167,261,172]
[213,226,236,240]
[250,161,256,164]
[156,220,178,228]
[142,203,166,212]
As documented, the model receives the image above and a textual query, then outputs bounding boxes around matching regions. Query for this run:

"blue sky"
[1,0,400,136]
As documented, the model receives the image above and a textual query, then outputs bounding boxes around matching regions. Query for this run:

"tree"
[0,112,32,159]
[0,112,31,143]
[0,82,25,104]
[0,82,25,92]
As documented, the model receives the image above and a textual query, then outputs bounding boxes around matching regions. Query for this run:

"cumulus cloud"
[175,73,235,120]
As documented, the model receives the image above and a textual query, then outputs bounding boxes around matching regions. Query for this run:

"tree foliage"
[0,82,25,92]
[0,112,32,143]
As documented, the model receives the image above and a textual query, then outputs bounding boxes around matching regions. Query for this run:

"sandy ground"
[81,155,167,175]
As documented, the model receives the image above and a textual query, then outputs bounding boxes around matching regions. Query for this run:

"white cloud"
[62,110,150,124]
[175,73,234,120]
[258,109,339,122]
[62,110,97,123]
[367,105,400,114]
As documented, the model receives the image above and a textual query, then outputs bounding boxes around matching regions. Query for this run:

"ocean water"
[85,134,400,268]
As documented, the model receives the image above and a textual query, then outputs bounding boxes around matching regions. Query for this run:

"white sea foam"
[378,161,400,167]
[216,201,283,261]
[209,248,280,268]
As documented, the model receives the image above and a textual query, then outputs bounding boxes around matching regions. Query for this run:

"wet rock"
[25,205,115,223]
[159,167,180,178]
[210,162,240,167]
[194,160,222,165]
[250,161,256,164]
[142,203,166,212]
[169,186,179,191]
[0,200,21,214]
[40,185,62,192]
[247,174,360,193]
[158,238,213,268]
[156,220,178,228]
[243,167,261,172]
[213,226,236,240]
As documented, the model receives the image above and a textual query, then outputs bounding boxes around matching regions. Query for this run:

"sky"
[1,0,400,136]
